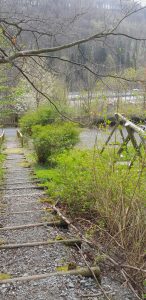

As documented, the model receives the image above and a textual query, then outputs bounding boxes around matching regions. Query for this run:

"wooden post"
[125,125,142,157]
[100,122,120,153]
[117,135,130,155]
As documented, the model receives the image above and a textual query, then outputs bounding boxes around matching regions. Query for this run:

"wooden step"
[3,192,45,198]
[0,220,68,231]
[0,238,82,249]
[0,267,100,284]
[0,186,44,191]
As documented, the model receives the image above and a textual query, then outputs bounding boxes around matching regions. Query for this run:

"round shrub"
[19,106,57,135]
[32,122,79,163]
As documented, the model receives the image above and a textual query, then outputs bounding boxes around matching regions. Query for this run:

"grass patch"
[34,147,146,294]
[56,262,77,272]
[0,273,12,280]
[19,108,145,295]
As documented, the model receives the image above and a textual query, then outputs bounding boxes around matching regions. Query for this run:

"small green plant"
[35,147,146,290]
[0,273,12,280]
[32,122,79,163]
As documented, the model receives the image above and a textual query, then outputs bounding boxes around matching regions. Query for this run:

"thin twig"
[76,244,112,300]
[121,269,142,300]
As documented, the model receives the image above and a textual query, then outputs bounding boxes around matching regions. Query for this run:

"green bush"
[19,106,57,135]
[32,123,79,163]
[34,147,145,293]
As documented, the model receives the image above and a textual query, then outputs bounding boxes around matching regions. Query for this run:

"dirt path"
[0,128,137,300]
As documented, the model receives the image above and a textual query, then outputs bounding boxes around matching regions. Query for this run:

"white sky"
[140,0,146,5]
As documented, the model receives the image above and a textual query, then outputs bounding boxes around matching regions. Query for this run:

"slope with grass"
[19,107,146,298]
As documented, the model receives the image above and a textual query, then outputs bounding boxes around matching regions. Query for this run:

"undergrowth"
[35,147,146,295]
[20,108,146,296]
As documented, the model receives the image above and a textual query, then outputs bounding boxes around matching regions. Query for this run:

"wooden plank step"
[4,170,33,173]
[0,267,100,284]
[10,200,41,205]
[0,186,44,191]
[3,192,45,198]
[6,158,26,161]
[0,238,82,249]
[3,166,32,170]
[1,209,45,215]
[0,220,68,231]
[3,177,38,180]
[0,180,41,186]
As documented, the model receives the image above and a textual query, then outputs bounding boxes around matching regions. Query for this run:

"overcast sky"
[140,0,146,5]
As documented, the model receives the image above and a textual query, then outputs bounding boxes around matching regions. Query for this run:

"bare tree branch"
[31,54,146,83]
[0,5,146,64]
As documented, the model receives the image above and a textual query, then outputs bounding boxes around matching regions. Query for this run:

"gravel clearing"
[0,128,138,300]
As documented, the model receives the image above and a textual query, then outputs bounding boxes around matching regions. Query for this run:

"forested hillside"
[1,0,146,90]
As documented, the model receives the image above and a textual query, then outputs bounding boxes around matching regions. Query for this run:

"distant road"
[68,91,144,105]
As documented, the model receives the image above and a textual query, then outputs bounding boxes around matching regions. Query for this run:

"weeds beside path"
[19,106,146,298]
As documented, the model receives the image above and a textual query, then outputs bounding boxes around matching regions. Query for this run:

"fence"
[101,113,146,168]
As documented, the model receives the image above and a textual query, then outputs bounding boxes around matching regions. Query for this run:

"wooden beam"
[0,239,82,249]
[128,142,143,169]
[100,121,120,153]
[117,135,130,155]
[3,192,45,198]
[0,186,44,191]
[0,222,47,231]
[2,209,45,215]
[0,267,100,284]
[115,113,146,141]
[0,220,68,231]
[126,126,142,156]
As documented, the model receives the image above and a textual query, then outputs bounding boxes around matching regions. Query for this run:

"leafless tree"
[0,0,146,114]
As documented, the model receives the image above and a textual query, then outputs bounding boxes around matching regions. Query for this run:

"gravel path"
[0,128,137,300]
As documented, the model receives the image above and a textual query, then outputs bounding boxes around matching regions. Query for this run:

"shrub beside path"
[0,128,137,300]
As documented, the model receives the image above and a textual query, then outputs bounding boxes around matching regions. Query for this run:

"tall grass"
[35,147,146,294]
[20,107,145,295]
